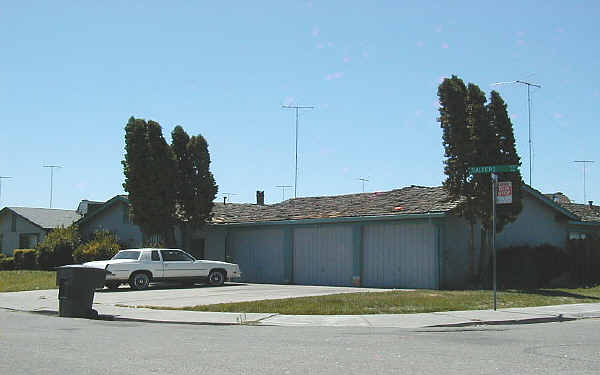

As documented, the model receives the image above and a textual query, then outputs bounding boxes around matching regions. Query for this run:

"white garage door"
[293,224,354,286]
[363,222,438,289]
[228,229,286,284]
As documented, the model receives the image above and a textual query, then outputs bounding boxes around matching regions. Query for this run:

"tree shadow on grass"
[507,289,600,300]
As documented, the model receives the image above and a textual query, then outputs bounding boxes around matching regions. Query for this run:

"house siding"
[0,211,46,256]
[497,194,569,249]
[79,202,143,248]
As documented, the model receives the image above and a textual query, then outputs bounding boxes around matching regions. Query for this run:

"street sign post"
[467,165,518,311]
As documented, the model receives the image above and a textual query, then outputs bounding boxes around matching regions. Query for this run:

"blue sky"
[1,1,599,208]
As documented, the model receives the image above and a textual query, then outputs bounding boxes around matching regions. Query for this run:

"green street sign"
[468,165,518,174]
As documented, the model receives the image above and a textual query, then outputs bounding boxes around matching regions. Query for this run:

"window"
[569,232,587,240]
[111,250,141,260]
[151,250,160,261]
[160,250,194,262]
[19,234,39,249]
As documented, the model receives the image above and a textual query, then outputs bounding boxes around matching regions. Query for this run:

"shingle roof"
[7,207,82,229]
[558,203,600,222]
[544,192,571,204]
[210,186,461,224]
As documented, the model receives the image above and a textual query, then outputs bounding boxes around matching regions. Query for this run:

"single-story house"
[3,184,599,289]
[0,207,82,255]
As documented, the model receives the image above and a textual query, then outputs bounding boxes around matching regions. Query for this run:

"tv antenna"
[221,193,238,205]
[0,176,12,206]
[275,185,293,201]
[282,104,314,198]
[573,160,594,203]
[358,177,369,193]
[43,165,62,208]
[491,80,541,186]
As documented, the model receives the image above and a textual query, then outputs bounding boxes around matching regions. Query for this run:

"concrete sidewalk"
[2,288,600,328]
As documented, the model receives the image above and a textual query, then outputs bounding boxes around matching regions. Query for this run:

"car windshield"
[111,251,141,260]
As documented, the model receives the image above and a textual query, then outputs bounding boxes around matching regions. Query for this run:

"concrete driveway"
[0,283,396,311]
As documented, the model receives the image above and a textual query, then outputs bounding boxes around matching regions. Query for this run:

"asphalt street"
[1,309,599,374]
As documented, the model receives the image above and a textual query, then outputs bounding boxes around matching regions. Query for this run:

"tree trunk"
[469,221,475,280]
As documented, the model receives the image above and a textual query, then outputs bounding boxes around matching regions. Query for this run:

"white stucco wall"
[496,194,569,249]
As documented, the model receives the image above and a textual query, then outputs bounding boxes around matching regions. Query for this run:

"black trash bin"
[56,265,110,318]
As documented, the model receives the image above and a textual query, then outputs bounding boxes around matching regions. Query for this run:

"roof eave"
[209,211,448,227]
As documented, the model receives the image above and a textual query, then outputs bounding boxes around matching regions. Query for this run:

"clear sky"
[1,1,599,209]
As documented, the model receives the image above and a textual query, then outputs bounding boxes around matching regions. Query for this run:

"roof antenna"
[222,193,238,205]
[275,185,293,201]
[282,104,315,198]
[358,177,369,193]
[573,161,594,203]
[43,165,62,208]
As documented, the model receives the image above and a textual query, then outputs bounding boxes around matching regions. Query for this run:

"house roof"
[210,186,462,224]
[558,203,600,223]
[76,195,129,225]
[2,207,82,230]
[544,192,571,204]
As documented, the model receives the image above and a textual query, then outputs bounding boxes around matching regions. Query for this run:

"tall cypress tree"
[123,117,177,246]
[488,90,523,231]
[438,77,524,284]
[171,127,218,229]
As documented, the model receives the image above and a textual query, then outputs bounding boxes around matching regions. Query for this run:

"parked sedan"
[83,248,242,290]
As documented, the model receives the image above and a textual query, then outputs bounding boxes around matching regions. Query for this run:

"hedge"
[0,257,15,270]
[13,249,38,270]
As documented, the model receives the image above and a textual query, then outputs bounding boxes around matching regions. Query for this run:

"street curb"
[426,315,576,328]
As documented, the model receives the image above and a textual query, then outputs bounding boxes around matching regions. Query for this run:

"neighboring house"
[557,201,600,240]
[76,195,144,248]
[0,207,81,256]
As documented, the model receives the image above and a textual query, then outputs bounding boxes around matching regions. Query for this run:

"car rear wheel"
[106,281,121,290]
[208,270,225,286]
[129,272,150,290]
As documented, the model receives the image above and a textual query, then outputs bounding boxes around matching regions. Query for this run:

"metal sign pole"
[492,173,498,311]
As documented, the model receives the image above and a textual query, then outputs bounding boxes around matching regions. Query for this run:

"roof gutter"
[210,211,447,228]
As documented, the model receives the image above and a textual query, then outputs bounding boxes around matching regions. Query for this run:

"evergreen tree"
[438,77,524,284]
[171,126,218,229]
[122,117,177,246]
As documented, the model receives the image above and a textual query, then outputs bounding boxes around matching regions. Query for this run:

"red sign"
[497,181,512,204]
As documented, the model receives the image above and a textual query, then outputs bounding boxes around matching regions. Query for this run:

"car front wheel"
[208,270,225,286]
[129,272,150,290]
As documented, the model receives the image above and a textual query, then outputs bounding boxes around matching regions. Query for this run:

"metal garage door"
[228,229,286,283]
[363,222,438,289]
[293,224,354,286]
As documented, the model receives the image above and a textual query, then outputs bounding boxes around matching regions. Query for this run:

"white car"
[83,248,242,290]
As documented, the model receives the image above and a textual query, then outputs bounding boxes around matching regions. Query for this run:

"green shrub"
[0,257,15,270]
[13,249,38,270]
[0,253,5,259]
[36,226,82,269]
[73,230,121,263]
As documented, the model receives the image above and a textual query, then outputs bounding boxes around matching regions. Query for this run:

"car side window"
[161,250,193,262]
[151,251,160,261]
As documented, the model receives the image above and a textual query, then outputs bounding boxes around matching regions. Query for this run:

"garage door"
[228,229,286,284]
[363,222,438,289]
[293,224,354,286]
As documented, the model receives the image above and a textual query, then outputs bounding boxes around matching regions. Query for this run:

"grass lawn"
[135,286,600,315]
[0,271,57,292]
